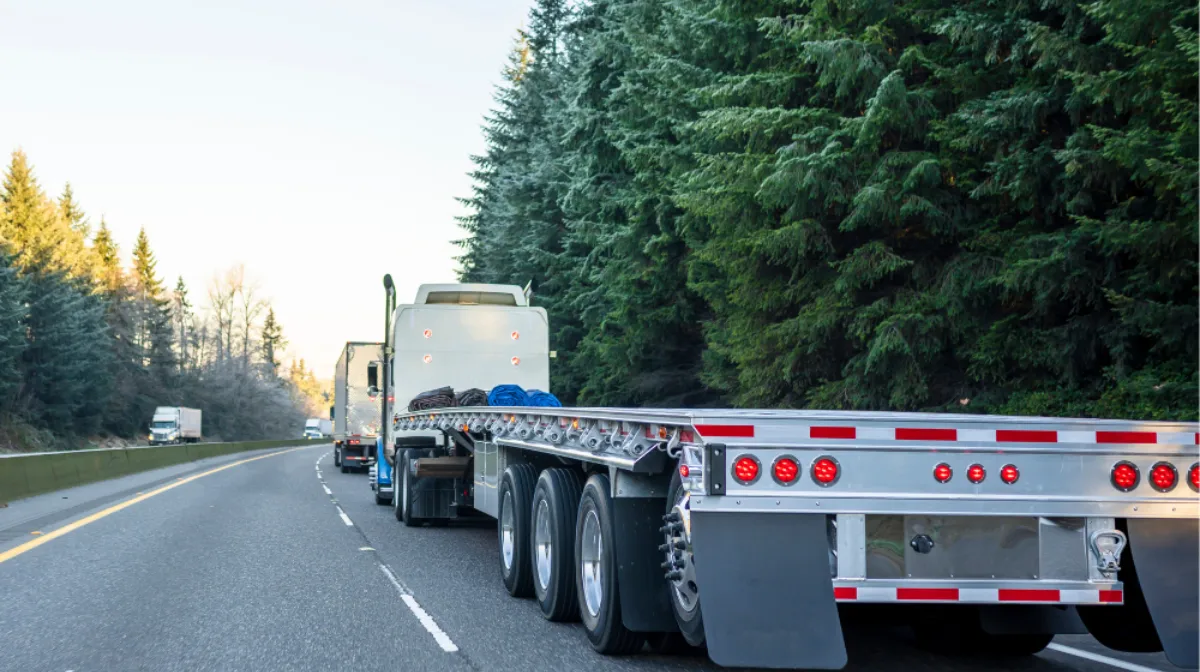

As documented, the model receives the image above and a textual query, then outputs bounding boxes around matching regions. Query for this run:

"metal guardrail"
[0,439,321,504]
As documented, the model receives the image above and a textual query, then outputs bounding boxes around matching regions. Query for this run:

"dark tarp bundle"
[526,390,562,407]
[488,384,529,407]
[408,386,456,412]
[455,388,489,407]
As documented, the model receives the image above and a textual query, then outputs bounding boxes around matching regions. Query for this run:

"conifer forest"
[457,0,1198,420]
[0,151,321,451]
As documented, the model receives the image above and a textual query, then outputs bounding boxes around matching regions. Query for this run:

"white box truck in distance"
[333,341,383,473]
[149,407,202,445]
[304,418,332,439]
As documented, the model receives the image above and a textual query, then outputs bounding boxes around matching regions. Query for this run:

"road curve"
[0,444,1179,672]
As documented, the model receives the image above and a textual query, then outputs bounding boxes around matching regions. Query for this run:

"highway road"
[0,443,1181,672]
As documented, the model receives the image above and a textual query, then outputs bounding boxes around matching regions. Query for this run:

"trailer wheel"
[577,473,645,655]
[498,464,537,598]
[393,455,406,522]
[402,450,424,527]
[532,468,584,622]
[665,469,705,647]
[333,447,342,468]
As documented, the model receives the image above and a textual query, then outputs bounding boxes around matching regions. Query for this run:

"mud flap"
[613,498,676,632]
[690,511,846,669]
[1126,518,1199,669]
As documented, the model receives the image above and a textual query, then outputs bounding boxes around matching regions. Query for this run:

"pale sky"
[0,0,534,380]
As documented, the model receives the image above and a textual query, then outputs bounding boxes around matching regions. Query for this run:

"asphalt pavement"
[0,444,1182,672]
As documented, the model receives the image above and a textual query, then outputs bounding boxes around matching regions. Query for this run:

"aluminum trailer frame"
[394,405,1198,670]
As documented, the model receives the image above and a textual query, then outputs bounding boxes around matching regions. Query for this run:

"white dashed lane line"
[314,449,459,655]
[1046,644,1168,672]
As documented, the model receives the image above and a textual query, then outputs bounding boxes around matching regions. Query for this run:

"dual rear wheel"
[497,466,644,654]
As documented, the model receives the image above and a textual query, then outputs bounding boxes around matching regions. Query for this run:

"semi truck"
[332,341,384,473]
[304,418,332,439]
[148,406,202,445]
[372,279,1199,670]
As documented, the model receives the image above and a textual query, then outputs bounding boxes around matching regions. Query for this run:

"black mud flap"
[690,511,846,669]
[1126,518,1199,669]
[613,498,676,632]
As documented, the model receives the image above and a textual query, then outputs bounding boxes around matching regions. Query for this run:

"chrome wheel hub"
[664,489,698,614]
[580,509,603,617]
[501,490,515,572]
[534,499,553,590]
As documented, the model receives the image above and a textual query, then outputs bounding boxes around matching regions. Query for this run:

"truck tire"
[334,447,342,468]
[531,467,584,622]
[577,472,644,655]
[402,450,426,528]
[498,464,537,598]
[393,452,407,522]
[665,468,704,647]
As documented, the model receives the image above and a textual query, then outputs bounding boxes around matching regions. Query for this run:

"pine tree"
[0,250,26,404]
[260,307,286,376]
[172,276,192,372]
[130,227,175,375]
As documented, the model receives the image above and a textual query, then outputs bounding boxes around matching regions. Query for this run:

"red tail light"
[1111,461,1139,492]
[732,455,760,484]
[678,464,690,479]
[1000,464,1019,485]
[1149,462,1177,492]
[967,464,985,484]
[933,463,952,483]
[810,456,840,486]
[773,457,799,485]
[1190,463,1199,492]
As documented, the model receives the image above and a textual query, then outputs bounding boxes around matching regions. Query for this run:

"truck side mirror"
[329,405,335,420]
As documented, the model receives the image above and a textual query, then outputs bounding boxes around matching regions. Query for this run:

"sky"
[0,0,535,380]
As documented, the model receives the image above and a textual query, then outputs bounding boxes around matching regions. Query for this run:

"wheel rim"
[667,490,699,614]
[580,508,603,617]
[534,499,552,590]
[501,490,516,572]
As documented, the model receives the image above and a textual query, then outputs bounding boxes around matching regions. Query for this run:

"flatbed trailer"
[378,281,1199,670]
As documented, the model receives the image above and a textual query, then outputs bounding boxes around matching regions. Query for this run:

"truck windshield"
[151,421,175,429]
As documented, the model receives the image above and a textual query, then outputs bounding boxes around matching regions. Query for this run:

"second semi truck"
[332,341,383,473]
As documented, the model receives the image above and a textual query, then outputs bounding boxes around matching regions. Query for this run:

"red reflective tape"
[644,427,654,438]
[896,588,958,601]
[895,428,958,442]
[695,424,755,438]
[1099,590,1123,603]
[1096,431,1157,444]
[996,430,1058,443]
[811,426,856,440]
[680,430,696,444]
[1195,432,1198,445]
[999,589,1060,602]
[833,587,858,600]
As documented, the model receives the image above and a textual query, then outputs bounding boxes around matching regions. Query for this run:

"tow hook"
[1089,529,1127,577]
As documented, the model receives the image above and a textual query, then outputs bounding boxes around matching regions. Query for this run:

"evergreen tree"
[130,227,175,375]
[260,307,286,376]
[172,276,192,372]
[0,251,26,404]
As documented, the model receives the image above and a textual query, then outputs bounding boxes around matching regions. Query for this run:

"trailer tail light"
[679,464,690,479]
[933,463,952,483]
[1111,461,1139,492]
[967,464,985,484]
[732,455,760,484]
[1000,464,1019,485]
[1149,462,1177,492]
[811,456,840,486]
[1190,463,1199,492]
[772,456,799,485]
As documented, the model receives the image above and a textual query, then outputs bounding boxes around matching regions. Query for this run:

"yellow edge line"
[0,445,310,565]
